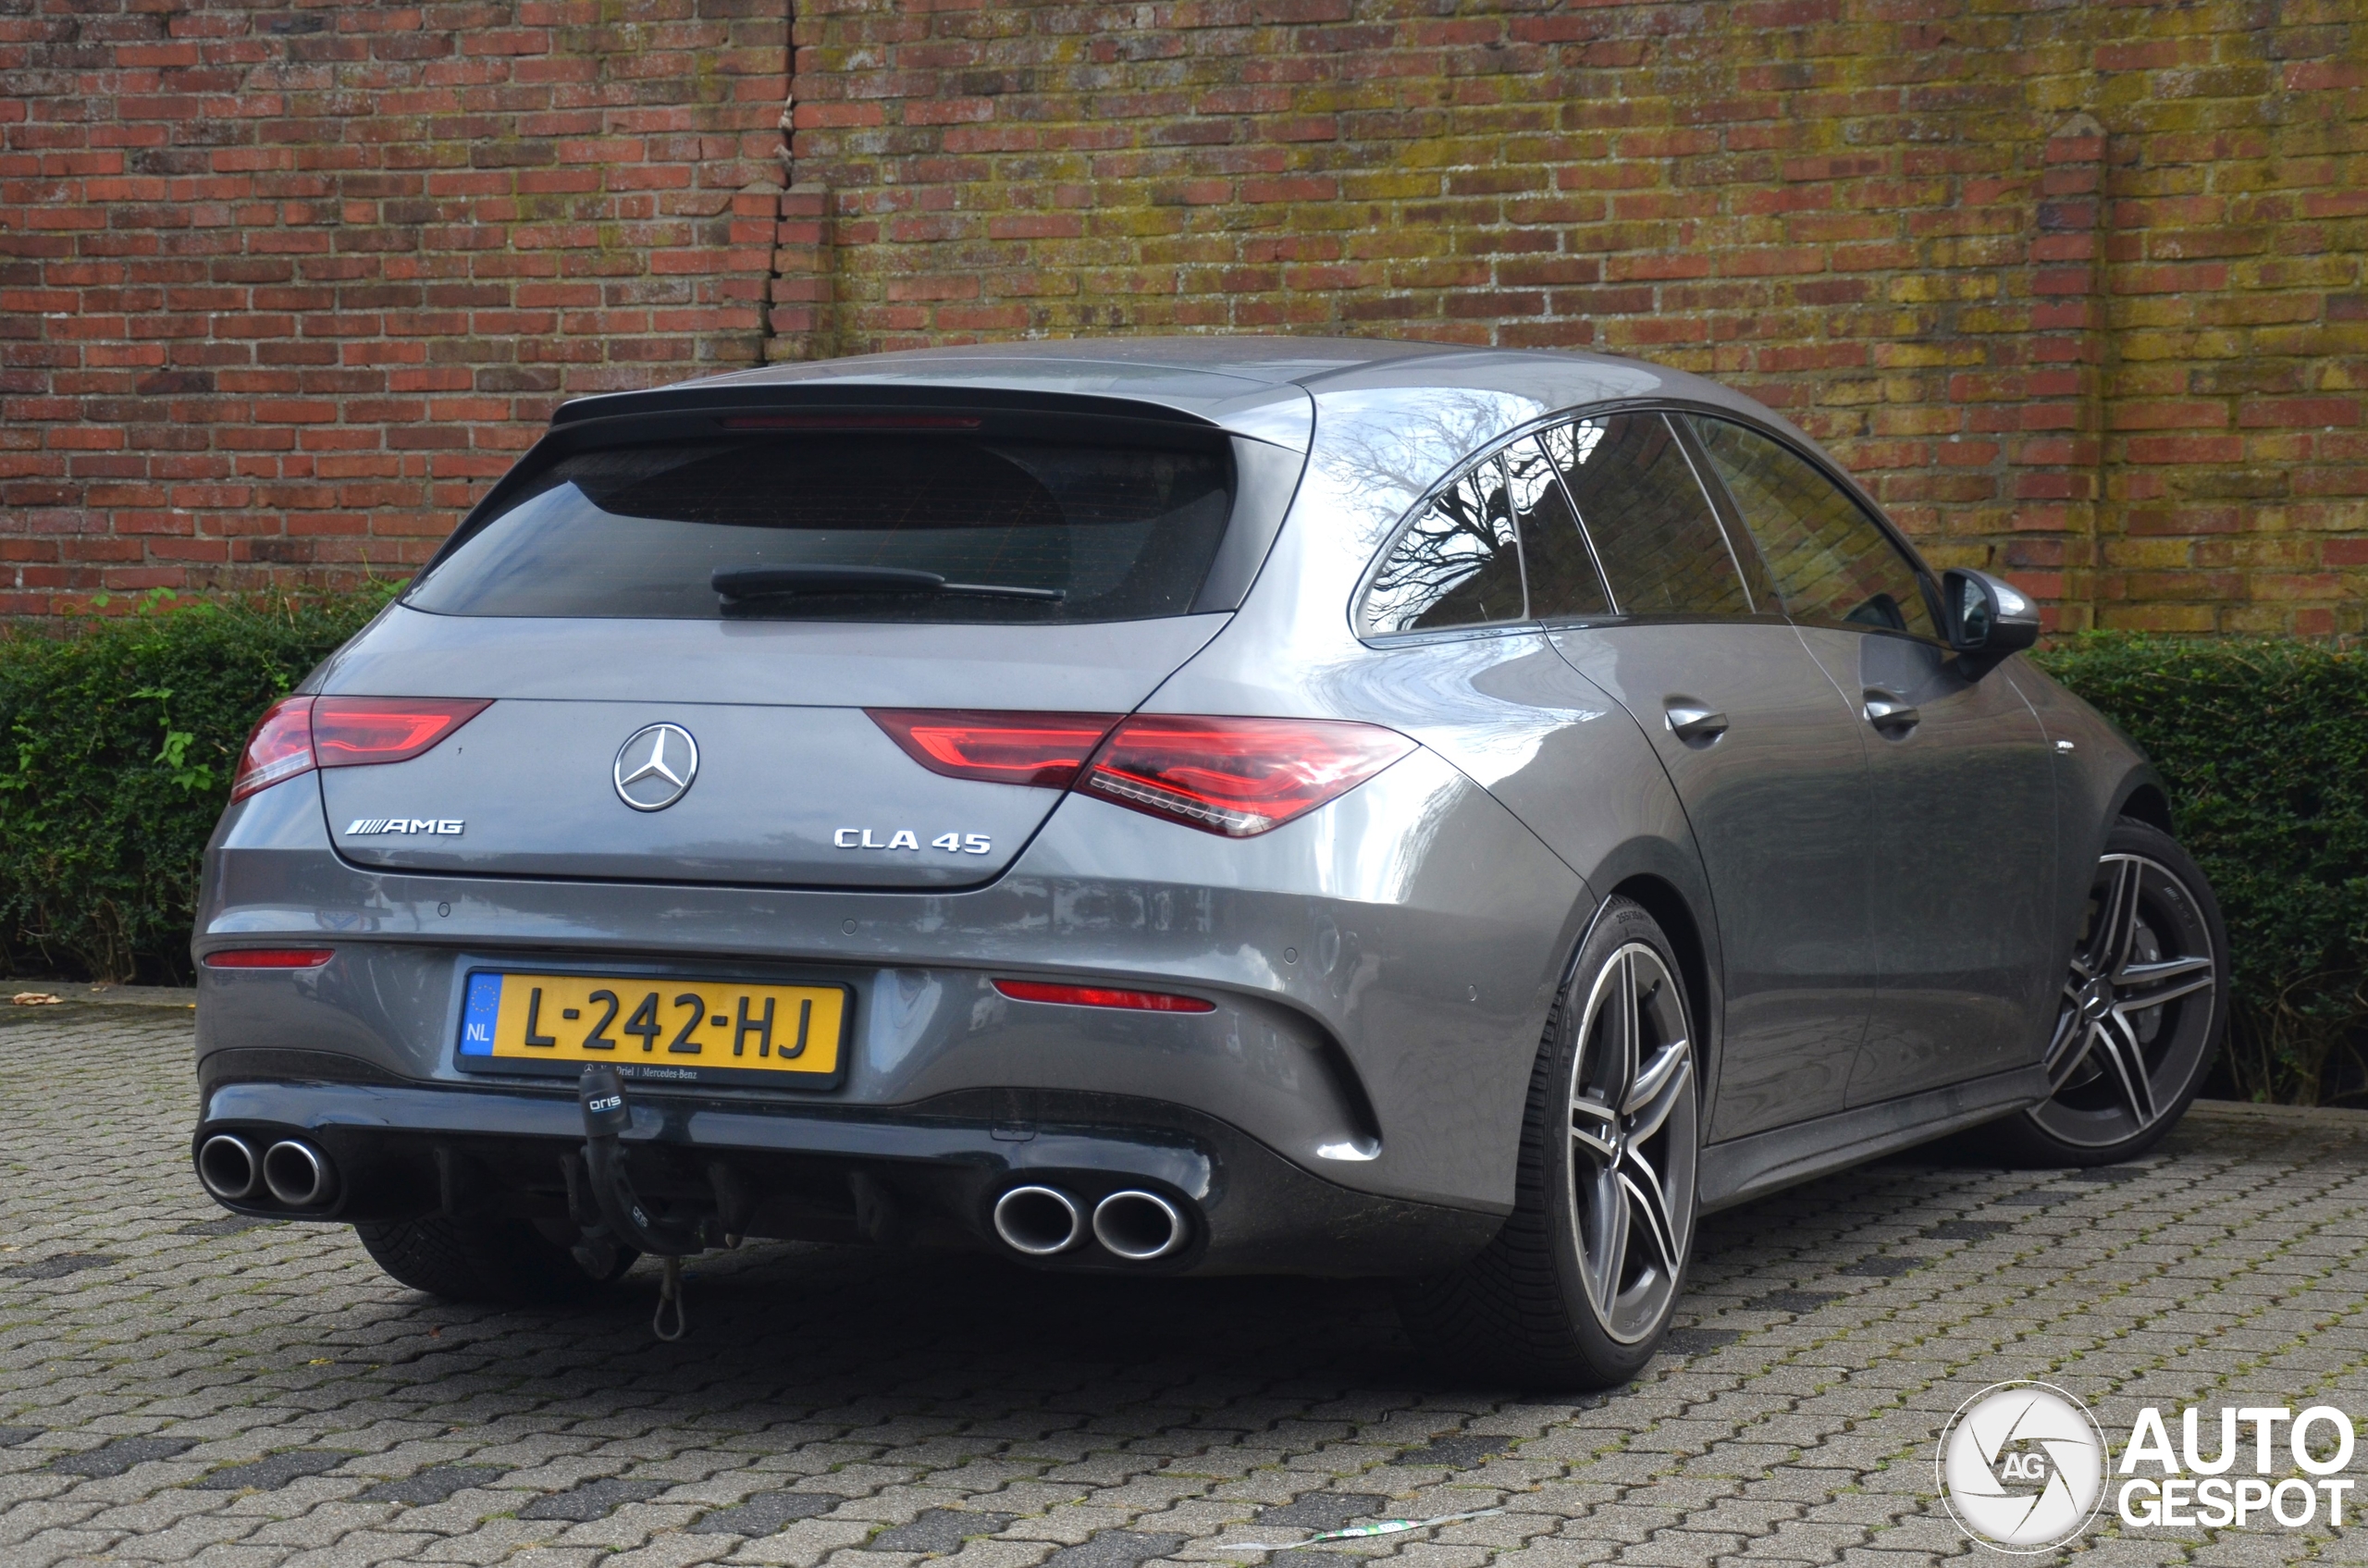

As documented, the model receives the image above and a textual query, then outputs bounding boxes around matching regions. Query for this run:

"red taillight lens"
[204,948,334,969]
[229,696,488,803]
[1079,715,1415,837]
[993,979,1215,1013]
[870,710,1123,789]
[229,697,316,802]
[312,697,489,767]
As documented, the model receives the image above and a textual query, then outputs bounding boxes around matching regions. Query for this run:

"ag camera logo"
[1938,1382,2107,1553]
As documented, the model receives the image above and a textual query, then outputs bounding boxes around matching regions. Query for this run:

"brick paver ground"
[4,1003,2364,1566]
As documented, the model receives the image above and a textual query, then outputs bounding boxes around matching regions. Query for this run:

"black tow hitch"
[575,1065,723,1340]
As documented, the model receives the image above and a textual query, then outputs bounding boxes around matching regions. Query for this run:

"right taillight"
[868,708,1416,838]
[869,709,1123,789]
[1079,715,1415,837]
[229,695,489,802]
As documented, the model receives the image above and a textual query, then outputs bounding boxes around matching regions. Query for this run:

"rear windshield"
[403,436,1235,622]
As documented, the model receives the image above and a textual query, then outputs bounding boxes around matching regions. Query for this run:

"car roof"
[555,337,1804,455]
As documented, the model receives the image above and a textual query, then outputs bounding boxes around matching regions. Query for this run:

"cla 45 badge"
[833,828,992,854]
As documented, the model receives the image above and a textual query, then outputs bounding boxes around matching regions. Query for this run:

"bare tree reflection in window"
[1363,454,1526,635]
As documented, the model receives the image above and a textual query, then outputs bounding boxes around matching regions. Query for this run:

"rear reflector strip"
[993,979,1215,1014]
[204,949,334,970]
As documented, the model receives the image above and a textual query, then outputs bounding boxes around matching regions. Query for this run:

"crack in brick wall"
[0,0,788,612]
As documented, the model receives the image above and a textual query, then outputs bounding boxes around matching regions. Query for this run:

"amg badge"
[345,818,464,836]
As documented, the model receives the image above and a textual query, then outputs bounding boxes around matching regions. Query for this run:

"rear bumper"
[196,748,1597,1220]
[194,1078,1503,1278]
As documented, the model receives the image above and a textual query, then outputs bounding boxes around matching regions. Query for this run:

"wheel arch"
[2115,779,2174,835]
[1570,832,1724,1127]
[1607,873,1713,1056]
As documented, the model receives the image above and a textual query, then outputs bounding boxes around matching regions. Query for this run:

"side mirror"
[1941,569,2040,677]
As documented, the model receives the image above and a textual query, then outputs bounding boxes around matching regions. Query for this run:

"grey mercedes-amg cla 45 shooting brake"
[192,337,2226,1387]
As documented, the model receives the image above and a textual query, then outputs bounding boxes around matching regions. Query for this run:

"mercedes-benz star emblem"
[613,722,699,812]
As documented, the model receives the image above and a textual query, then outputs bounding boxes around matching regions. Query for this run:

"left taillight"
[229,696,489,802]
[229,697,316,801]
[869,709,1123,789]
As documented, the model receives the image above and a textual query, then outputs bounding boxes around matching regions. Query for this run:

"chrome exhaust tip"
[262,1139,335,1208]
[992,1184,1084,1255]
[1092,1190,1188,1261]
[197,1134,260,1201]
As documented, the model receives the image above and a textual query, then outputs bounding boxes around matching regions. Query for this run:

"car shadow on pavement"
[337,1146,1994,1401]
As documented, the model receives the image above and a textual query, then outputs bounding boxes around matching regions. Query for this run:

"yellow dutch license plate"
[456,970,846,1088]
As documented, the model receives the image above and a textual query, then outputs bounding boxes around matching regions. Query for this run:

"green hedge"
[2034,635,2368,1108]
[2,602,2362,1105]
[0,588,396,985]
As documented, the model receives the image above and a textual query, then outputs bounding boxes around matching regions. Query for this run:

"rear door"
[1536,413,1876,1142]
[316,418,1265,888]
[1348,425,1651,879]
[1684,415,2059,1103]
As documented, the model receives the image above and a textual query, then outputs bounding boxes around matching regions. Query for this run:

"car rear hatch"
[307,395,1305,890]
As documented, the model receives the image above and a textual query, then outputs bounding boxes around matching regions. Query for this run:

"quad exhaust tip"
[261,1139,336,1208]
[992,1185,1084,1255]
[1092,1190,1188,1261]
[197,1134,260,1202]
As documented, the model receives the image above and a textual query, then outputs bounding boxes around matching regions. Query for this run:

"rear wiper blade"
[712,565,1063,602]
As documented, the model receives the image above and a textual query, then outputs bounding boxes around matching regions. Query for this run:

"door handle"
[1863,690,1921,735]
[1664,702,1730,745]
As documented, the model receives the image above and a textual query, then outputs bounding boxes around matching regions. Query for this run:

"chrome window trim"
[1352,400,1765,647]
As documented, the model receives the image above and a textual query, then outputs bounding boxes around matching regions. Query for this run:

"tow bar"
[577,1065,710,1340]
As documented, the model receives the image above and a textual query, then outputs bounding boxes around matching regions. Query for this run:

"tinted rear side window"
[1549,414,1754,619]
[404,437,1234,623]
[1510,427,1611,620]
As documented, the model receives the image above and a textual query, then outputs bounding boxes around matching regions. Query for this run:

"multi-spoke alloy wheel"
[1568,942,1697,1344]
[1998,819,2226,1165]
[1398,896,1700,1389]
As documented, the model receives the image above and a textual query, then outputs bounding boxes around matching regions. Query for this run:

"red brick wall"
[6,0,2365,635]
[0,0,786,615]
[783,0,2368,636]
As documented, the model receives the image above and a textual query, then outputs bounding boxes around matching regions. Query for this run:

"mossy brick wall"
[0,1,787,614]
[782,0,2368,636]
[6,1,2367,635]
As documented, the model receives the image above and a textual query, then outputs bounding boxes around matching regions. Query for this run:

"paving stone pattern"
[3,1006,2365,1565]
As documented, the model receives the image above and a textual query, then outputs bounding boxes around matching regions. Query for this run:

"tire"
[1399,896,1701,1389]
[1977,817,2228,1168]
[353,1216,637,1305]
